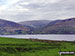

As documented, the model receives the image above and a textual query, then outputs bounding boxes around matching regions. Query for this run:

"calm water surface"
[0,35,75,41]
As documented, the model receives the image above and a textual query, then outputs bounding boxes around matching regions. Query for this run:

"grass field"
[0,37,75,56]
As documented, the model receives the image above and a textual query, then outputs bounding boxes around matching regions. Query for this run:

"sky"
[0,0,75,22]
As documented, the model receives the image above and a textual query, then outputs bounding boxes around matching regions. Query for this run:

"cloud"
[0,0,75,22]
[0,5,6,11]
[20,2,30,5]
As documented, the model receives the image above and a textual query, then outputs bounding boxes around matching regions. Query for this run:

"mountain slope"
[0,19,30,34]
[20,20,51,30]
[41,18,75,34]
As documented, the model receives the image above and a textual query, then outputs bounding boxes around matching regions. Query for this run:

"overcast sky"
[0,0,75,22]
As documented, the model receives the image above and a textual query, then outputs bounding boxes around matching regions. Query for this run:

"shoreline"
[0,37,73,43]
[25,38,73,43]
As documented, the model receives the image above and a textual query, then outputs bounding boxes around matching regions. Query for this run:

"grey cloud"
[0,0,75,22]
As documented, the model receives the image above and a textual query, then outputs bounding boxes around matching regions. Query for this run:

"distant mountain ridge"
[0,18,75,34]
[20,20,51,30]
[40,18,75,34]
[0,19,30,34]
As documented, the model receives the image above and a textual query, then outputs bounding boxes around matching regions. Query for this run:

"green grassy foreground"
[0,37,75,56]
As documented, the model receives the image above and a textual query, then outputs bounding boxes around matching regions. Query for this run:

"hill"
[1,18,75,34]
[0,19,30,34]
[20,20,51,30]
[40,18,75,34]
